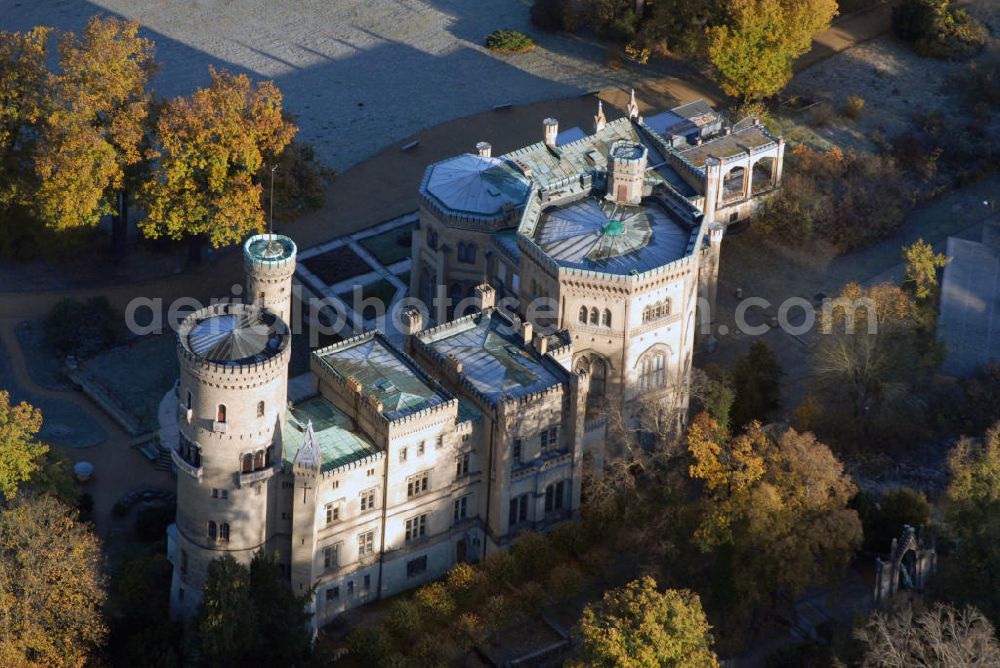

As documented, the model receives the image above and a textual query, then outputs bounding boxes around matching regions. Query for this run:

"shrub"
[386,599,423,642]
[518,581,548,616]
[483,594,514,631]
[485,30,535,54]
[511,530,555,577]
[347,626,392,664]
[893,0,987,60]
[550,521,588,558]
[841,95,865,120]
[445,562,480,594]
[44,296,123,358]
[481,550,517,589]
[549,562,584,601]
[808,102,835,127]
[414,581,455,621]
[455,612,487,648]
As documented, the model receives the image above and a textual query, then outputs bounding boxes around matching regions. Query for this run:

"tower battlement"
[243,234,297,322]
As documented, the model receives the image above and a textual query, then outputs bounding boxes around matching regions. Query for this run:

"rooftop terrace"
[283,395,380,472]
[677,126,777,168]
[418,310,564,404]
[314,334,449,420]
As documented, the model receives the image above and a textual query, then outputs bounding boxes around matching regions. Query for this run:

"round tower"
[607,140,648,206]
[170,301,291,617]
[243,234,297,324]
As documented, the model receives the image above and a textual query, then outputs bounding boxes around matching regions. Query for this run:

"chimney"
[400,306,424,336]
[476,141,492,158]
[473,283,496,311]
[543,118,559,147]
[533,333,548,356]
[520,319,533,345]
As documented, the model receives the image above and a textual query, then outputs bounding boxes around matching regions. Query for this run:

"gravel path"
[3,0,676,171]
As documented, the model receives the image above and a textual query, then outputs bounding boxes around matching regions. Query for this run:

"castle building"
[411,98,783,429]
[169,237,586,626]
[168,98,782,624]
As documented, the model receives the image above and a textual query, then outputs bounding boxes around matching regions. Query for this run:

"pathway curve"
[0,319,174,538]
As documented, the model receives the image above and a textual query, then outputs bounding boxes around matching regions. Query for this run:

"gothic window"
[186,390,192,410]
[427,227,439,250]
[253,450,264,470]
[639,352,667,390]
[590,307,599,325]
[643,299,672,323]
[578,306,588,323]
[208,521,217,541]
[242,453,253,474]
[265,445,273,467]
[257,401,264,418]
[217,404,226,423]
[457,242,477,263]
[601,309,611,327]
[219,523,230,542]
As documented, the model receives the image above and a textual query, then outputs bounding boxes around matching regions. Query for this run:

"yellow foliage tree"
[708,0,838,99]
[0,27,51,212]
[0,390,46,500]
[0,493,107,667]
[33,17,155,252]
[575,576,719,668]
[688,414,861,619]
[139,67,296,248]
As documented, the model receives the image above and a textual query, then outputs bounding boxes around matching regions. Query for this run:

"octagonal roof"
[421,154,531,218]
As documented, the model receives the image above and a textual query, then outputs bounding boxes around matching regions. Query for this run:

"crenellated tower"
[243,234,297,324]
[170,300,291,617]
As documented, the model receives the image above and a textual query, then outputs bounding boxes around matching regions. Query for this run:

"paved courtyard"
[4,0,687,171]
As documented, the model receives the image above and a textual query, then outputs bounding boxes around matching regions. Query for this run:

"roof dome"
[422,154,531,218]
[185,308,287,365]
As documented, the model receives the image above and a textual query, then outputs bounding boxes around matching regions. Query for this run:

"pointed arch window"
[208,521,217,541]
[257,401,265,418]
[186,390,192,410]
[601,309,611,327]
[253,450,264,470]
[242,453,253,474]
[590,307,599,325]
[639,351,667,390]
[219,523,230,543]
[217,404,226,423]
[579,306,588,323]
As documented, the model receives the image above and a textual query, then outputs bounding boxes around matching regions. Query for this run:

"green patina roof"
[315,335,448,420]
[603,219,625,237]
[283,395,380,472]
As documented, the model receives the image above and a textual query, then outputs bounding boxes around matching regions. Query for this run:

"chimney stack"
[400,306,424,336]
[520,319,533,345]
[543,118,559,147]
[476,141,492,158]
[533,333,548,356]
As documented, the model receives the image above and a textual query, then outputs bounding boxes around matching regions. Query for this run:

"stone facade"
[169,238,585,628]
[410,100,781,434]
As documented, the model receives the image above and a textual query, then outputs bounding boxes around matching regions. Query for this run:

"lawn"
[302,245,375,285]
[338,278,400,321]
[81,334,179,433]
[358,223,414,267]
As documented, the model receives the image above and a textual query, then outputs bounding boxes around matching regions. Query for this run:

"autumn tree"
[687,414,861,622]
[0,493,107,667]
[902,238,950,303]
[33,17,155,256]
[940,424,1000,623]
[707,0,838,99]
[190,551,311,666]
[815,281,924,440]
[0,390,47,499]
[574,576,719,668]
[0,27,50,210]
[730,340,783,427]
[139,67,296,248]
[855,603,1000,667]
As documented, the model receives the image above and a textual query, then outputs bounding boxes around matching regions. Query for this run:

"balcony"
[238,466,276,487]
[172,448,203,479]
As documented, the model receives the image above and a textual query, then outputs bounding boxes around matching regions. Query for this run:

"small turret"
[543,118,559,147]
[607,140,648,205]
[627,89,639,120]
[243,234,297,324]
[593,100,607,133]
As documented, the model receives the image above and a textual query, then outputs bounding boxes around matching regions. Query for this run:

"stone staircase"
[134,437,175,473]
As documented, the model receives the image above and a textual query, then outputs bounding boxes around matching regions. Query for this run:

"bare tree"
[856,602,1000,667]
